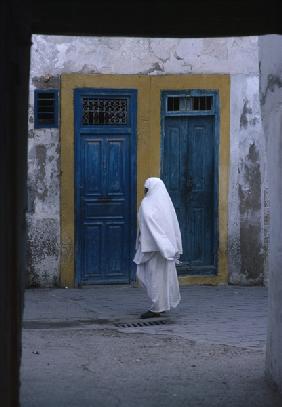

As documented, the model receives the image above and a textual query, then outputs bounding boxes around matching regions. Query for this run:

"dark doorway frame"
[0,0,280,405]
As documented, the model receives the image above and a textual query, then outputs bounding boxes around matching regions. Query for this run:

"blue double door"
[75,88,218,284]
[161,94,218,275]
[75,89,137,284]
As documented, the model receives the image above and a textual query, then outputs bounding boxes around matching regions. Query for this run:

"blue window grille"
[34,89,59,128]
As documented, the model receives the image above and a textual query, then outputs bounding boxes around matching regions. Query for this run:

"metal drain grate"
[114,319,169,328]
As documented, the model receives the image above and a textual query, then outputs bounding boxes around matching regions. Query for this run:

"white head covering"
[137,177,182,260]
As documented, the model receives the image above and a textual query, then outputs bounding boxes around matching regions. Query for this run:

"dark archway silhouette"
[0,1,280,405]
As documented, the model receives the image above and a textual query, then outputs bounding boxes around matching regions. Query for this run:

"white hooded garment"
[133,177,182,313]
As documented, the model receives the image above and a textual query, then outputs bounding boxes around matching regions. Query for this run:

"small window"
[167,95,213,112]
[34,89,59,128]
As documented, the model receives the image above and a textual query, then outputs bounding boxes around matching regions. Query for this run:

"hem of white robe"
[149,296,181,313]
[136,253,181,314]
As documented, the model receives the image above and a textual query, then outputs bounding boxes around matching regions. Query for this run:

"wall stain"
[174,51,184,61]
[35,144,48,200]
[139,62,164,75]
[239,143,264,284]
[239,143,261,211]
[240,223,264,284]
[27,218,59,287]
[260,73,282,105]
[32,75,60,89]
[240,99,253,129]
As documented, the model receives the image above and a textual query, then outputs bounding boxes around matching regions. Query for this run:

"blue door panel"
[75,89,137,285]
[167,126,181,192]
[83,223,103,278]
[106,138,128,195]
[83,139,102,194]
[187,117,214,269]
[162,112,218,275]
[104,223,125,277]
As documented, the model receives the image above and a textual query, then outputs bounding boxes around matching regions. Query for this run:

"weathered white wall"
[259,34,282,393]
[27,75,61,287]
[31,36,259,76]
[28,35,265,287]
[229,74,266,284]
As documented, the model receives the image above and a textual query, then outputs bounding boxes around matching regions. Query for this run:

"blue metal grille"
[82,97,128,125]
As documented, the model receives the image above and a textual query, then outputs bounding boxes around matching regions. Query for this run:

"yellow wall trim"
[60,74,230,287]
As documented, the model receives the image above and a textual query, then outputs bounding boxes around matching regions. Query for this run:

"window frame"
[164,89,217,117]
[34,89,59,129]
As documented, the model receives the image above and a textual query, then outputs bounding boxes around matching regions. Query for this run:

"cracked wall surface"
[31,36,259,76]
[28,34,265,286]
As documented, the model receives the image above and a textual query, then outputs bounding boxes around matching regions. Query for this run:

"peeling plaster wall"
[28,34,265,286]
[31,36,259,76]
[259,34,282,393]
[229,74,265,285]
[27,76,61,287]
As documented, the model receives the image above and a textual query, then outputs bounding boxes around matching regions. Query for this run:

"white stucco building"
[28,35,267,288]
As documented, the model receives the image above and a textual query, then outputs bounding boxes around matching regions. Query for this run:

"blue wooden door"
[161,93,218,275]
[75,89,137,284]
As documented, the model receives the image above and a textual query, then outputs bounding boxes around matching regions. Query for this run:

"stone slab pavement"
[20,285,282,407]
[22,285,268,348]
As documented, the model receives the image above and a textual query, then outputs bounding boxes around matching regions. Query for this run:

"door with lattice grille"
[74,89,137,284]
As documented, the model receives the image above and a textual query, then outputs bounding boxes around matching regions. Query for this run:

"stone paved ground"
[20,286,282,407]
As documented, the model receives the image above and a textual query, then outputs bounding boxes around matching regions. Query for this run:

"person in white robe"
[133,177,182,319]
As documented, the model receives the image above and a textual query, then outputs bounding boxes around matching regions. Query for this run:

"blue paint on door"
[161,91,219,275]
[75,89,137,284]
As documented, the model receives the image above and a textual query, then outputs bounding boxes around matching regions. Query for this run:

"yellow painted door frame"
[60,74,230,287]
